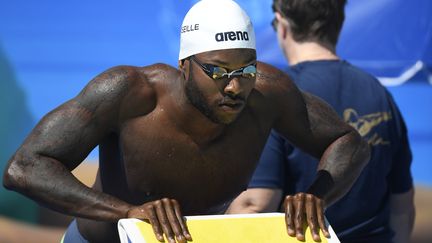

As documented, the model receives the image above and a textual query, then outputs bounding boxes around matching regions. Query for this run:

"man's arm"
[279,92,369,241]
[260,63,370,241]
[3,66,191,242]
[390,189,415,243]
[386,91,415,243]
[272,85,370,203]
[226,188,283,214]
[3,66,139,221]
[275,89,369,199]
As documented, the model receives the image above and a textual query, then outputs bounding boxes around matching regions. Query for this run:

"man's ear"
[276,12,290,40]
[178,60,184,70]
[178,59,188,80]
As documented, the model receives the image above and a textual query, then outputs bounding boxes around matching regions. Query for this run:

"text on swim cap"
[181,24,200,33]
[215,31,249,42]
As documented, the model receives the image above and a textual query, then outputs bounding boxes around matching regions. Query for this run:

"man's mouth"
[219,101,245,111]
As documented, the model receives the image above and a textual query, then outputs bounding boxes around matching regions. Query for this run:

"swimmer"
[3,1,370,242]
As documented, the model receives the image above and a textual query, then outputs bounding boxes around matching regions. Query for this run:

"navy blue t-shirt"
[249,60,413,243]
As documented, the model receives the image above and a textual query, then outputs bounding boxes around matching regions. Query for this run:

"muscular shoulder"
[251,61,304,112]
[71,63,180,129]
[245,61,307,126]
[81,63,177,93]
[254,61,298,98]
[77,65,152,108]
[139,63,180,84]
[75,64,176,124]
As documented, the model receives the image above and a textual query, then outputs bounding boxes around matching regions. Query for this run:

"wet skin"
[4,49,369,243]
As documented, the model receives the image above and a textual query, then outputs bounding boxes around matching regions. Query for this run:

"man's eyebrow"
[210,59,230,66]
[211,58,256,67]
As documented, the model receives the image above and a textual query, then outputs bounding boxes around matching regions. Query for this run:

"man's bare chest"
[115,110,270,211]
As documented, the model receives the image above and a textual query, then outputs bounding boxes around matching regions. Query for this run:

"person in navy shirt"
[228,0,415,242]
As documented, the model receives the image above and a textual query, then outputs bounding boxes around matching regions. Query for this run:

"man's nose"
[223,77,243,97]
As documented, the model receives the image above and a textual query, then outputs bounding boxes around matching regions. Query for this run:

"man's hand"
[127,198,192,243]
[283,193,330,241]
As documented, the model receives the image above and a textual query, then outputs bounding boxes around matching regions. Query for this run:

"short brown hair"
[273,0,346,46]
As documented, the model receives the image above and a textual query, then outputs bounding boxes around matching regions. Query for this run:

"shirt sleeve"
[248,130,287,189]
[386,91,413,194]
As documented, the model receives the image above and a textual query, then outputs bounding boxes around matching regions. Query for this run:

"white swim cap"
[179,0,256,60]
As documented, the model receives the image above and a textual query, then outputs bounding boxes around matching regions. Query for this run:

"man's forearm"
[390,189,415,243]
[3,153,132,222]
[226,188,283,214]
[307,130,370,205]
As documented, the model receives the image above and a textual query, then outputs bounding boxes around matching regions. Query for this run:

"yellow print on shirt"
[343,108,392,145]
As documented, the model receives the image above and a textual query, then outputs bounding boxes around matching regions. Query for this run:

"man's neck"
[178,106,226,147]
[169,80,226,146]
[284,41,339,66]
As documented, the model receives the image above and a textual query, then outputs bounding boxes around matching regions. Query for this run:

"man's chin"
[215,112,240,125]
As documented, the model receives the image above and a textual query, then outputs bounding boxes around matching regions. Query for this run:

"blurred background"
[0,0,431,242]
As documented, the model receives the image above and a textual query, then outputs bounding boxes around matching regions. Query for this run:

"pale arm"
[226,188,283,214]
[390,188,415,243]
